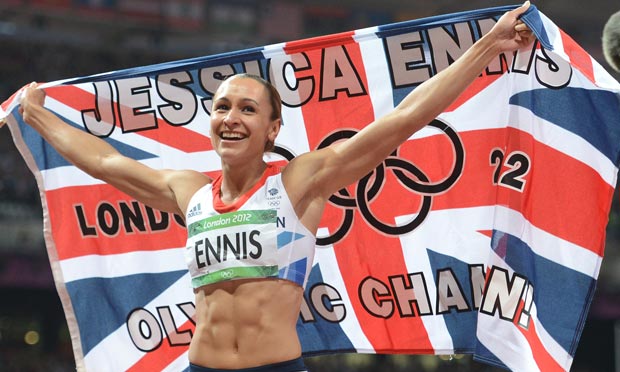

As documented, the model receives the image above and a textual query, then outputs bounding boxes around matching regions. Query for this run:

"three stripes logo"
[187,203,202,218]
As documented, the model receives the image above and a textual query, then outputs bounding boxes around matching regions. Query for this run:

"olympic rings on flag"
[272,118,464,246]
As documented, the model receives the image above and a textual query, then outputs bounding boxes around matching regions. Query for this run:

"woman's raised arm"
[19,83,210,216]
[291,2,534,200]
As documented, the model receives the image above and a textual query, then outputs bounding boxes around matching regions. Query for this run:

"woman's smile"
[220,131,247,141]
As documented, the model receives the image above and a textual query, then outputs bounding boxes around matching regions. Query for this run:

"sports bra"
[184,164,316,289]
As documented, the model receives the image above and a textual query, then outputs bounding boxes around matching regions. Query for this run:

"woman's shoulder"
[169,169,213,216]
[172,168,213,186]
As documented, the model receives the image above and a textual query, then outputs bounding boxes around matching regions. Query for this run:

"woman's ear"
[268,118,281,143]
[264,118,281,152]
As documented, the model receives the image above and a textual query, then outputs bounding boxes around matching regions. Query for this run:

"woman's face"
[210,76,280,164]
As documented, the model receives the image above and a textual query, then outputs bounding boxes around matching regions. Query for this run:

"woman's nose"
[223,109,239,125]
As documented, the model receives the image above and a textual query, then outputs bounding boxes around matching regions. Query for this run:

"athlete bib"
[186,209,279,287]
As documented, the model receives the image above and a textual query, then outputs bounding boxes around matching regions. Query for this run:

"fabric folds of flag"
[1,4,619,372]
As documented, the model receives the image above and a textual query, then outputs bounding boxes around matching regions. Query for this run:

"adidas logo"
[187,203,202,218]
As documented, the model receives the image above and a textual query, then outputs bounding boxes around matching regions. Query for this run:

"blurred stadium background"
[0,1,619,371]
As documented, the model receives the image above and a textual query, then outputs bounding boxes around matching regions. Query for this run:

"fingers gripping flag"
[2,5,619,372]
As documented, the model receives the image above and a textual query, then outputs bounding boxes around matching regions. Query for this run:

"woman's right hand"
[19,82,47,125]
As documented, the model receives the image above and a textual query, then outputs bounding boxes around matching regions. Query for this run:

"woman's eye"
[215,104,229,111]
[242,106,256,113]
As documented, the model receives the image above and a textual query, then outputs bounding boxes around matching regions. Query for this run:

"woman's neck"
[219,160,268,203]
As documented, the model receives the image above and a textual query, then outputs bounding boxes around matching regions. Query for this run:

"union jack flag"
[2,4,619,371]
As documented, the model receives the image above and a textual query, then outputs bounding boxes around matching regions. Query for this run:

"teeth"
[221,132,244,140]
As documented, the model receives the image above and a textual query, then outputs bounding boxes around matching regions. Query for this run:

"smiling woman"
[15,4,535,371]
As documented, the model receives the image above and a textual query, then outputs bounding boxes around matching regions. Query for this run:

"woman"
[19,3,534,371]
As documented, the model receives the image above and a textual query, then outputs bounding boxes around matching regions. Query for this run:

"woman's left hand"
[491,1,536,52]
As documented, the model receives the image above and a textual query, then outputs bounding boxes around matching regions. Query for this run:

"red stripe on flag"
[126,320,193,372]
[395,127,610,256]
[560,30,595,84]
[497,128,609,256]
[514,301,565,372]
[337,219,435,352]
[45,85,213,153]
[290,36,434,352]
[46,184,186,260]
[284,31,356,54]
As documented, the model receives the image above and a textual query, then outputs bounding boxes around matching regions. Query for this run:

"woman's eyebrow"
[213,97,259,106]
[240,98,260,105]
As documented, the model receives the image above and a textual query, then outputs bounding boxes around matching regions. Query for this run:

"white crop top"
[184,165,316,289]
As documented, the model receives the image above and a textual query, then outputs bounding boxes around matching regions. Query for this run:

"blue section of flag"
[474,341,509,370]
[491,230,597,355]
[427,249,477,353]
[374,5,517,38]
[16,114,156,171]
[520,7,552,49]
[509,87,620,165]
[298,265,356,355]
[65,270,187,355]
